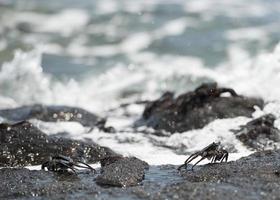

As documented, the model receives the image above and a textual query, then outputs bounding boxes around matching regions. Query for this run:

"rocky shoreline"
[1,150,280,200]
[1,83,280,199]
[135,82,264,133]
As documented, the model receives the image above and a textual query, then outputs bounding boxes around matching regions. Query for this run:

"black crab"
[41,154,96,174]
[177,142,228,171]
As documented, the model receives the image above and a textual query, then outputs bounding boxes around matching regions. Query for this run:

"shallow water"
[143,165,184,185]
[0,0,280,165]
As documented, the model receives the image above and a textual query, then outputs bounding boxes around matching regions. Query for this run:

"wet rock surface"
[0,104,102,128]
[0,87,277,199]
[162,150,280,200]
[1,150,280,199]
[0,166,171,200]
[136,82,264,133]
[233,114,280,150]
[0,121,117,167]
[96,157,149,187]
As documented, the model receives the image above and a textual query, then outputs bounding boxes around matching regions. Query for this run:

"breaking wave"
[0,42,279,164]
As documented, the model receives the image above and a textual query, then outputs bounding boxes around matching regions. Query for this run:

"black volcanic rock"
[96,157,149,187]
[234,114,280,150]
[99,155,124,167]
[158,150,280,200]
[0,121,117,167]
[0,167,152,200]
[136,82,264,133]
[1,150,280,199]
[0,104,101,127]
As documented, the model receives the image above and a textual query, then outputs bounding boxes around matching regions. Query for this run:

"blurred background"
[0,0,280,164]
[0,0,279,109]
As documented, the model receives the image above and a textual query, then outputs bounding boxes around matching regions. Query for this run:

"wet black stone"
[1,150,280,199]
[0,168,109,200]
[96,157,149,187]
[136,82,264,133]
[0,121,117,167]
[99,155,124,167]
[160,150,280,200]
[233,114,280,150]
[0,104,101,128]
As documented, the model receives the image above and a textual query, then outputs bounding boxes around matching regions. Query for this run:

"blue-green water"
[1,0,280,77]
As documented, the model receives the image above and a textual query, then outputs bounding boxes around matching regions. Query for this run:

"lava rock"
[2,150,280,199]
[0,121,118,167]
[233,114,280,150]
[96,157,149,187]
[136,82,264,133]
[0,104,100,128]
[155,150,280,200]
[99,155,124,167]
[0,166,155,200]
[0,168,124,200]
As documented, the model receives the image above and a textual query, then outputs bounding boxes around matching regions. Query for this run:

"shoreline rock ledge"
[96,156,149,187]
[0,120,117,167]
[1,149,280,199]
[135,82,264,133]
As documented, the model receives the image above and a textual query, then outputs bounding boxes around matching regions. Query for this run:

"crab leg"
[41,161,49,170]
[211,156,216,163]
[191,157,206,170]
[185,152,200,163]
[60,163,77,174]
[221,153,228,162]
[177,153,199,170]
[219,88,238,97]
[75,161,96,173]
[177,164,185,171]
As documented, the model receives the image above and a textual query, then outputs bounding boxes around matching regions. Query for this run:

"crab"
[41,155,96,174]
[194,82,238,98]
[177,142,228,171]
[177,82,239,114]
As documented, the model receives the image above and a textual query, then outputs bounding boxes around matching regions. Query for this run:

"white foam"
[215,43,280,100]
[184,0,271,18]
[29,115,253,166]
[38,9,89,36]
[30,119,88,136]
[226,27,269,41]
[1,44,280,165]
[153,18,193,38]
[184,0,213,13]
[120,32,152,54]
[0,49,52,105]
[1,41,280,112]
[96,0,119,14]
[4,9,89,37]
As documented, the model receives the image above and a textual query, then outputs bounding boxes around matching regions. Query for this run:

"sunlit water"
[0,0,280,166]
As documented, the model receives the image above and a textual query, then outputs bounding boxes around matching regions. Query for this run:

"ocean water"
[1,0,280,165]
